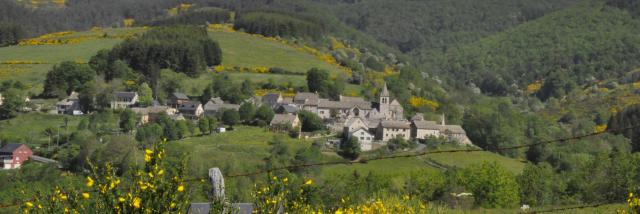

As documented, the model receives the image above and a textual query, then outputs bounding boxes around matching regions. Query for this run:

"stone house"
[376,120,411,141]
[269,114,300,132]
[293,92,319,112]
[203,98,240,117]
[178,101,204,119]
[131,106,178,124]
[168,92,190,108]
[411,120,441,139]
[111,91,138,109]
[261,93,283,109]
[56,92,82,115]
[349,128,375,151]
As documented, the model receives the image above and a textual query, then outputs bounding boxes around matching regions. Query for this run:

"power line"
[2,125,638,210]
[184,124,640,181]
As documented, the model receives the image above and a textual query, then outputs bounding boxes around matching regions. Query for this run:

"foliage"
[150,7,231,26]
[110,26,222,78]
[0,22,25,47]
[254,105,275,126]
[441,3,640,94]
[221,109,240,128]
[0,88,26,119]
[119,109,137,133]
[386,136,412,152]
[298,111,324,132]
[306,68,343,99]
[137,83,154,107]
[608,104,640,152]
[238,102,256,123]
[22,141,190,213]
[234,11,325,39]
[42,61,96,98]
[458,161,520,208]
[517,163,561,206]
[338,137,360,160]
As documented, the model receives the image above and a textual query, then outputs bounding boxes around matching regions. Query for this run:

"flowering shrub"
[618,193,640,214]
[526,81,542,94]
[22,140,190,213]
[253,175,430,213]
[409,96,440,111]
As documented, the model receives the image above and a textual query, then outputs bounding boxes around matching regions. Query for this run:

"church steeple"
[380,83,390,97]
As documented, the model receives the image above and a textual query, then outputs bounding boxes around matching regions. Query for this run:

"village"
[0,81,472,170]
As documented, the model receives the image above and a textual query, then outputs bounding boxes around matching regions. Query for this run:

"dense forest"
[438,2,640,96]
[147,7,231,26]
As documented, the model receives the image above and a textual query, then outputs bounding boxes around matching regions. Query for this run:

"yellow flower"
[86,176,94,187]
[145,149,153,155]
[118,197,125,202]
[25,202,34,208]
[132,197,141,208]
[304,179,314,185]
[60,194,68,200]
[158,169,164,176]
[177,185,184,192]
[82,192,90,199]
[283,177,288,183]
[170,202,176,208]
[144,154,152,162]
[37,204,43,209]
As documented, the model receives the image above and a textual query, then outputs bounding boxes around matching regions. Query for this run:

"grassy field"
[209,31,345,74]
[428,149,526,174]
[0,27,353,95]
[0,112,84,148]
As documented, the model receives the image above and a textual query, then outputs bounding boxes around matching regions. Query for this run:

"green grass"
[0,27,355,94]
[210,30,345,74]
[0,113,84,147]
[429,151,526,174]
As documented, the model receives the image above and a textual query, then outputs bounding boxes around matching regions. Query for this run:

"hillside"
[438,2,640,95]
[0,27,352,95]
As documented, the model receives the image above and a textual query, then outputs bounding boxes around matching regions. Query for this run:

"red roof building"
[0,144,33,169]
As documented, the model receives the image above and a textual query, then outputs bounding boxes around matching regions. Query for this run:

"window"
[366,137,370,140]
[360,137,364,140]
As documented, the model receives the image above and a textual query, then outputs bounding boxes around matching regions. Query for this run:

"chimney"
[441,114,445,126]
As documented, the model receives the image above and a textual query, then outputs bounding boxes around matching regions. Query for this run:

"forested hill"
[313,0,581,62]
[437,1,640,97]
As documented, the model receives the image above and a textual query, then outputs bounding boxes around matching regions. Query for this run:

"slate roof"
[380,120,410,129]
[339,95,366,103]
[172,92,189,100]
[179,101,202,111]
[276,105,299,114]
[412,120,439,129]
[131,106,173,115]
[439,125,466,134]
[209,97,224,105]
[293,92,319,105]
[204,103,240,112]
[380,83,390,97]
[114,91,137,100]
[261,93,281,104]
[0,144,26,155]
[318,99,373,110]
[344,117,367,128]
[270,114,298,126]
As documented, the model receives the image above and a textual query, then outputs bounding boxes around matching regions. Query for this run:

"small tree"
[198,117,210,135]
[207,116,218,134]
[239,103,256,123]
[339,137,360,160]
[298,111,324,132]
[137,83,154,107]
[222,109,240,129]
[459,161,520,208]
[254,105,275,125]
[119,109,137,133]
[0,88,25,119]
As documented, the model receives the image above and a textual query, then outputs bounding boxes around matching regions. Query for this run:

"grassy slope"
[0,113,84,147]
[210,31,344,74]
[0,27,350,94]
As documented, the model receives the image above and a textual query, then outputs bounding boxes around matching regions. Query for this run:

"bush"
[298,111,324,132]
